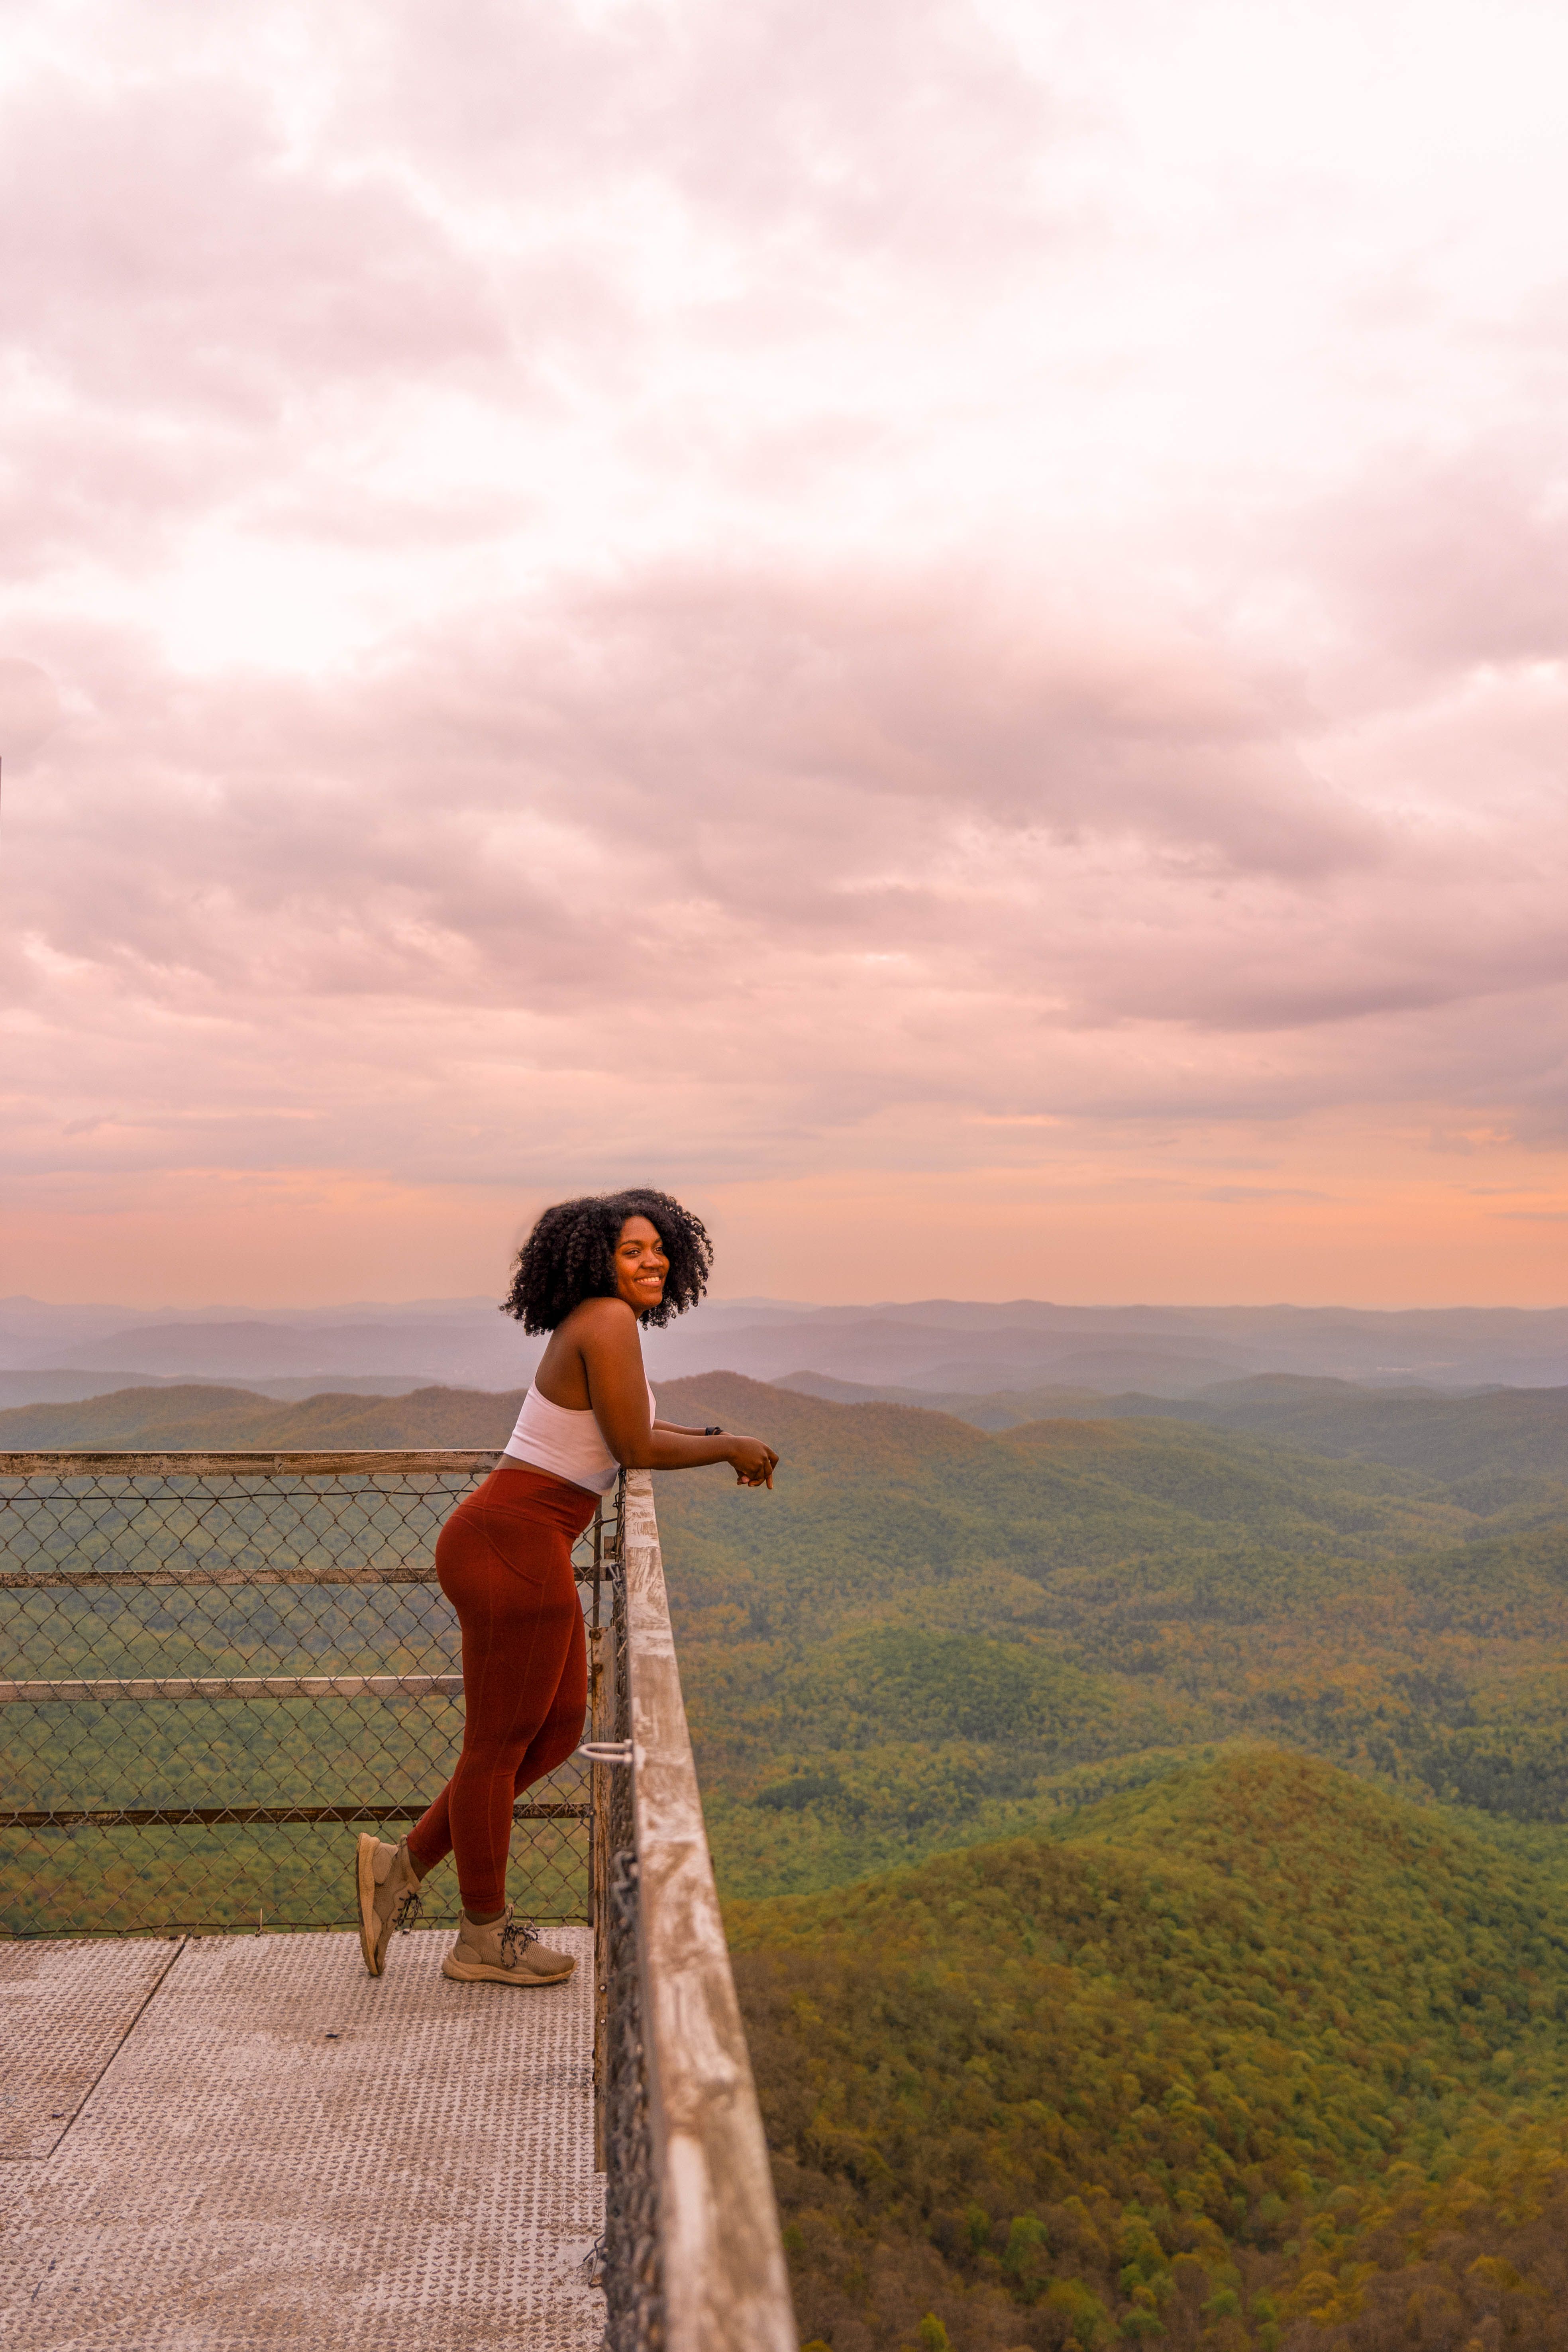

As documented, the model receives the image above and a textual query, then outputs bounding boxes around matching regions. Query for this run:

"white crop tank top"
[501,1382,656,1495]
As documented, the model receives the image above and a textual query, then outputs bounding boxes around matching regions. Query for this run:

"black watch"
[703,1424,724,1436]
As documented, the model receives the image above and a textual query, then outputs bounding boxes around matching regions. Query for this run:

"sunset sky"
[4,0,1568,1308]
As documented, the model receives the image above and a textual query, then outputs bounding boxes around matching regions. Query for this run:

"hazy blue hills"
[781,1368,1568,1481]
[0,1381,526,1450]
[8,1291,1568,1400]
[0,1294,540,1397]
[1149,1373,1568,1479]
[0,1370,472,1412]
[654,1300,1568,1392]
[10,1361,1568,1484]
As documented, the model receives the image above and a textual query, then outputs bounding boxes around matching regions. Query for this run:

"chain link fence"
[0,1451,613,1937]
[591,1520,665,2351]
[2,1450,785,2351]
[600,1848,663,2352]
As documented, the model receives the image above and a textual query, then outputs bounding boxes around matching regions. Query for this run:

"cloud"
[3,0,1568,1302]
[0,75,505,415]
[0,658,61,765]
[1307,437,1568,680]
[343,0,1058,266]
[7,560,1565,1148]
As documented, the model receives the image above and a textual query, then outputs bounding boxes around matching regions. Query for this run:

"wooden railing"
[611,1470,797,2352]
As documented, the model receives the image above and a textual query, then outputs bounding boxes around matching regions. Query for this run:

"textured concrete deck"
[0,1928,604,2349]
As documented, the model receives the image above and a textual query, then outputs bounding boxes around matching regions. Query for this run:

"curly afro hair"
[500,1188,714,1333]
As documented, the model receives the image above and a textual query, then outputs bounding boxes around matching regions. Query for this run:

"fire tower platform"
[0,1927,603,2349]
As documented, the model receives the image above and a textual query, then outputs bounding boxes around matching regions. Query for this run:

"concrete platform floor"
[0,1928,604,2350]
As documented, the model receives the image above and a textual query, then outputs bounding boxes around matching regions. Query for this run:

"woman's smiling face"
[614,1215,669,1314]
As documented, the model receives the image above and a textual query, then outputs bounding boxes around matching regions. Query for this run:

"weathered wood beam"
[0,1450,503,1477]
[0,1566,445,1588]
[0,1801,588,1828]
[0,1672,464,1704]
[621,1470,797,2352]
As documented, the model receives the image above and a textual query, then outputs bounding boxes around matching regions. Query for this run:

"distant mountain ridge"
[7,1292,1568,1400]
[10,1366,1568,1489]
[0,1298,541,1393]
[0,1370,430,1411]
[644,1302,1568,1391]
[44,1319,495,1378]
[0,1382,526,1452]
[779,1368,1568,1479]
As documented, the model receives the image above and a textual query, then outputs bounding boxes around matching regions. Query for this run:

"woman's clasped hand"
[727,1435,779,1487]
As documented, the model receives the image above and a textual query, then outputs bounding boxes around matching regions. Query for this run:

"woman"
[354,1188,777,1987]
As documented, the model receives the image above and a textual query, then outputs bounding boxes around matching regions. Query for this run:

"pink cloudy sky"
[3,0,1568,1308]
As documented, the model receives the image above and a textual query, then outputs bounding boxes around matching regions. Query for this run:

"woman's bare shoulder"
[562,1296,638,1338]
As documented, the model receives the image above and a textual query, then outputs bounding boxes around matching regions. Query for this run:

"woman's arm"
[577,1302,778,1485]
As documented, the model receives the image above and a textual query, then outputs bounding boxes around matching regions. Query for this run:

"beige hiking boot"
[441,1904,576,1987]
[355,1833,423,1976]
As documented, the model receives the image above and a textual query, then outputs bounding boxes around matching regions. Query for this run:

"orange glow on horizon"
[6,1119,1566,1310]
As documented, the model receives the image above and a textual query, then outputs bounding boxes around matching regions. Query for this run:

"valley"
[8,1368,1568,2344]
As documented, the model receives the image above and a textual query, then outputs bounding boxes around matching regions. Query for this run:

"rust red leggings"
[406,1461,594,1917]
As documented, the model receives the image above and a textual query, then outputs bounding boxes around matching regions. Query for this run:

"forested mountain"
[10,1370,1568,1863]
[10,1367,1568,2343]
[636,1378,1568,2343]
[731,1750,1568,2350]
[12,1363,1568,1484]
[780,1368,1568,1479]
[1156,1376,1568,1481]
[632,1376,1568,1885]
[0,1381,526,1449]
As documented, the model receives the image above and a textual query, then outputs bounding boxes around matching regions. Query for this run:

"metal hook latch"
[577,1740,634,1766]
